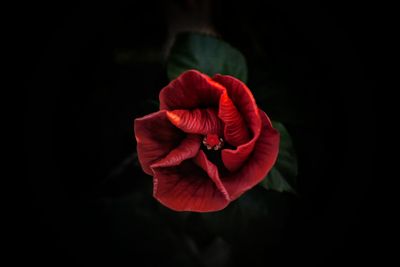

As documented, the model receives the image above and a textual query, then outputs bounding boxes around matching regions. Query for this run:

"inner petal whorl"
[202,134,224,151]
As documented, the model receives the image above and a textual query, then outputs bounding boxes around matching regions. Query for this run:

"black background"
[24,1,375,265]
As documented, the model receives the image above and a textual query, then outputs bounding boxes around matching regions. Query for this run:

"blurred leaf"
[167,32,248,83]
[260,121,298,193]
[261,168,296,193]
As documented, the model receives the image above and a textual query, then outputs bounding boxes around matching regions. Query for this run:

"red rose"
[134,70,279,212]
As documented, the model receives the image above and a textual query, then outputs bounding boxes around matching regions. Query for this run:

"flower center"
[202,134,224,150]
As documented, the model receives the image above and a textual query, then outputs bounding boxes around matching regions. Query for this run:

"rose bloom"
[134,70,279,212]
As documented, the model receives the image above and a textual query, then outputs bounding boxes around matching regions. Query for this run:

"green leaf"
[260,121,298,194]
[167,32,248,83]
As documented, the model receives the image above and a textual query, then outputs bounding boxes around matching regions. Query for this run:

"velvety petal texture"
[150,134,201,169]
[221,111,280,200]
[166,108,223,136]
[160,70,225,110]
[194,151,230,201]
[214,74,263,172]
[218,91,250,146]
[134,70,280,212]
[134,110,184,175]
[152,161,230,212]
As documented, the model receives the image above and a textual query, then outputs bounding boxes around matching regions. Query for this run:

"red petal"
[153,161,230,212]
[134,110,184,175]
[213,74,260,134]
[222,111,280,200]
[221,115,262,172]
[193,150,230,201]
[218,91,250,146]
[221,138,258,172]
[150,134,201,168]
[166,108,223,136]
[213,74,262,172]
[160,70,225,110]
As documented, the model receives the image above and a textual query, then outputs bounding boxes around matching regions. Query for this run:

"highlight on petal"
[214,74,262,172]
[213,74,261,135]
[218,91,250,146]
[166,108,223,136]
[134,110,184,175]
[153,161,230,212]
[160,70,225,110]
[150,134,201,169]
[221,111,280,200]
